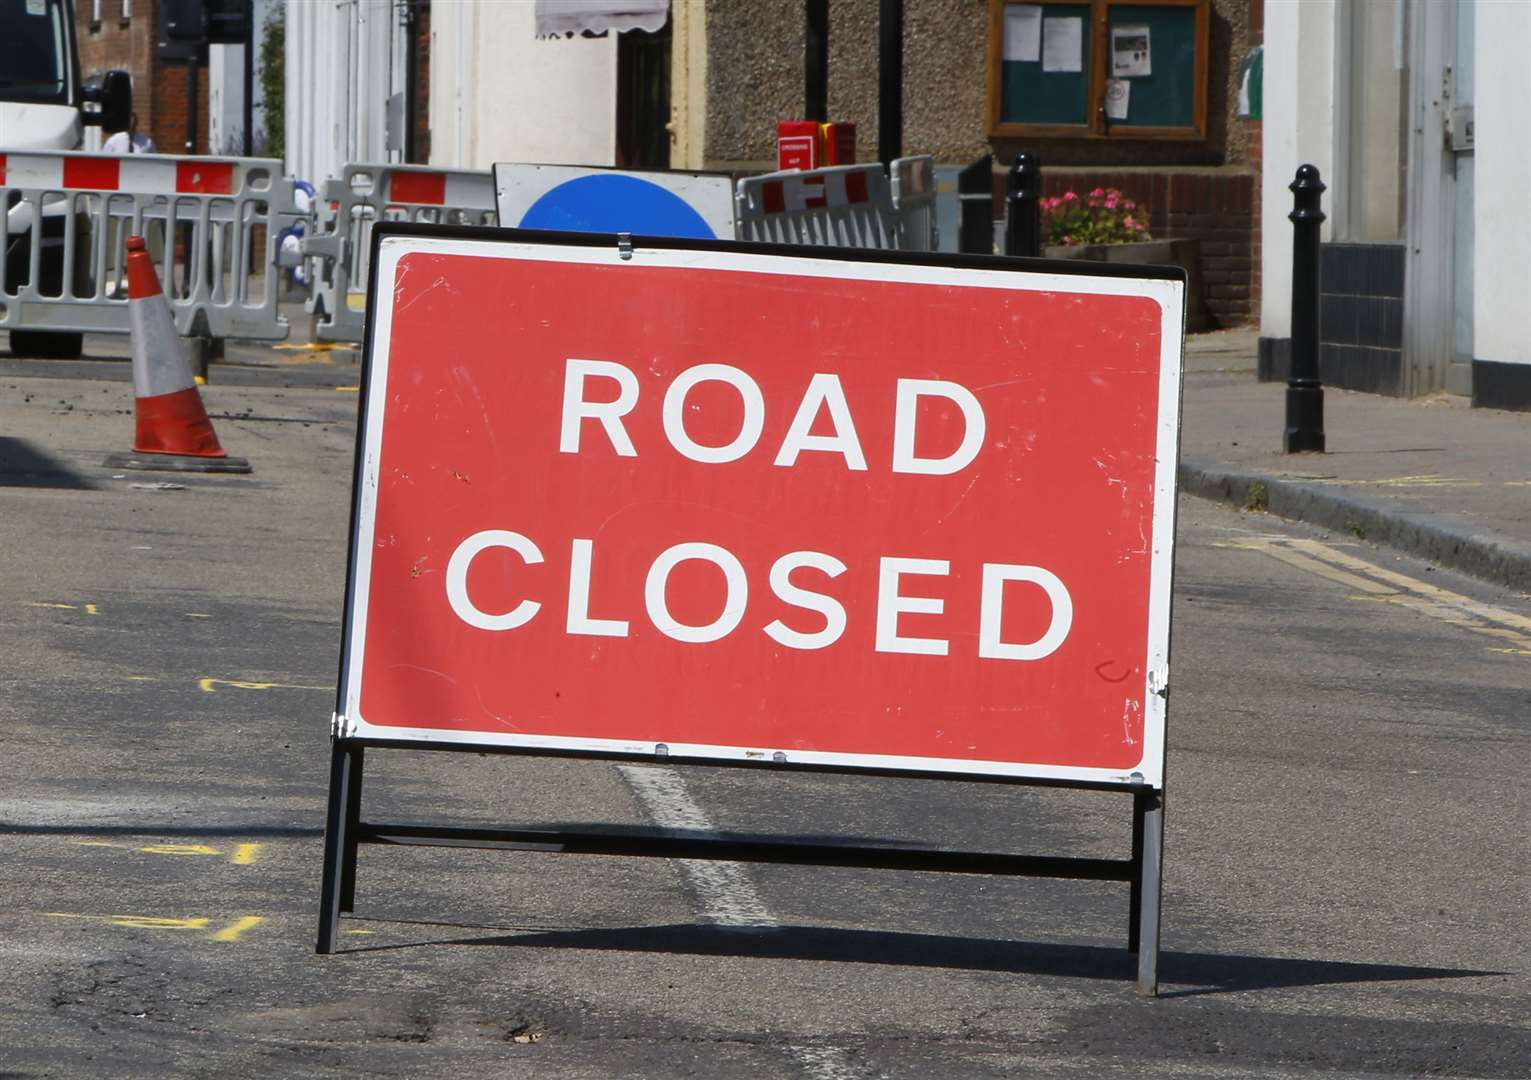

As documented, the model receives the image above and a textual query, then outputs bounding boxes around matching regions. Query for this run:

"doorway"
[616,17,672,169]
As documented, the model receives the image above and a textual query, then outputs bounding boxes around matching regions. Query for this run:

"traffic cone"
[105,235,250,474]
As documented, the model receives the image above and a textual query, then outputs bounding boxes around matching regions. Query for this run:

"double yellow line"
[1219,536,1531,657]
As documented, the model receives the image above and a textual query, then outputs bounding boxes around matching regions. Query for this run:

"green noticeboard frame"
[998,4,1094,128]
[987,0,1209,140]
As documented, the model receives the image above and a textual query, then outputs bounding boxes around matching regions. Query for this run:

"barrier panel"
[735,164,897,249]
[301,163,497,343]
[317,223,1187,995]
[0,150,293,342]
[889,155,939,252]
[735,159,941,252]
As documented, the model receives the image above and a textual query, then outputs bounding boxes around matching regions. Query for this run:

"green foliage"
[1042,188,1151,247]
[259,3,285,163]
[1243,480,1268,513]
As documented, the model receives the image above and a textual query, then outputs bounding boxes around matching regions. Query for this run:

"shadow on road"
[337,921,1497,996]
[0,437,96,490]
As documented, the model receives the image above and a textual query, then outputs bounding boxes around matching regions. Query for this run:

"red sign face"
[343,235,1183,785]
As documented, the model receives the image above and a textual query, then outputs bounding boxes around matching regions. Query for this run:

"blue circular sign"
[519,174,718,240]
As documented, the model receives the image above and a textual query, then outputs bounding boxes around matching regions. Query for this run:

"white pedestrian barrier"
[300,163,498,343]
[889,155,939,253]
[734,157,939,253]
[735,164,896,249]
[0,150,294,342]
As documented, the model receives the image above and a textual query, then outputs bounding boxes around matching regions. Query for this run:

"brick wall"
[153,55,209,154]
[73,0,210,155]
[75,0,156,138]
[1037,169,1257,327]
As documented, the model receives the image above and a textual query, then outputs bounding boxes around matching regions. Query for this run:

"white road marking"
[785,1045,870,1080]
[615,765,774,928]
[616,765,881,1080]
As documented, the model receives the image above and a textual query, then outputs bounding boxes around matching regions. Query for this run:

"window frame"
[985,0,1211,141]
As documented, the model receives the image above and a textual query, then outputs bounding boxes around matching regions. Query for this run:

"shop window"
[987,0,1209,139]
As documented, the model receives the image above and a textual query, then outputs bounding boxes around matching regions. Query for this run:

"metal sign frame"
[317,222,1185,996]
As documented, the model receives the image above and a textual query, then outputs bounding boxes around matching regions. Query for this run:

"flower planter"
[1042,238,1212,332]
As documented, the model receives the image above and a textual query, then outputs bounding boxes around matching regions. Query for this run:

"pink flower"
[1124,216,1137,229]
[1105,194,1119,209]
[1134,220,1147,232]
[1061,234,1075,245]
[1043,196,1061,210]
[1089,187,1105,198]
[1062,191,1078,203]
[1124,199,1137,211]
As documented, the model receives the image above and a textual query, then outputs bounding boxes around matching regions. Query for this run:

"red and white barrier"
[0,150,294,344]
[736,164,899,250]
[302,162,498,342]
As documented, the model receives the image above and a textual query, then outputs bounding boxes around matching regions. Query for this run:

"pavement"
[1180,329,1531,593]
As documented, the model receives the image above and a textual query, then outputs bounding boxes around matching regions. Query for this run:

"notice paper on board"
[1003,4,1043,62]
[1112,25,1152,77]
[1041,17,1084,73]
[1105,78,1131,120]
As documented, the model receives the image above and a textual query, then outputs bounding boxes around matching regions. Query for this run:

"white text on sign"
[443,360,1073,661]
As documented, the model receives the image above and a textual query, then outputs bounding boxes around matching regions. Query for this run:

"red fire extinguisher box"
[777,121,821,171]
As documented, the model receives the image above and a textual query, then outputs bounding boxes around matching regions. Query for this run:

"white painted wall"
[1260,0,1338,339]
[209,0,275,156]
[430,0,617,170]
[286,0,408,184]
[1472,0,1531,367]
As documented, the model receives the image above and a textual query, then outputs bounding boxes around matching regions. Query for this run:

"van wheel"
[7,330,84,359]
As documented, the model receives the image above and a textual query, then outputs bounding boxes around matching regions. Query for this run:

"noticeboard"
[337,228,1184,789]
[989,0,1208,139]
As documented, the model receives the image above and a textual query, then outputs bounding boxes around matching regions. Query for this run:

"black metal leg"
[1128,789,1147,953]
[1135,790,1165,997]
[316,740,355,954]
[340,746,365,913]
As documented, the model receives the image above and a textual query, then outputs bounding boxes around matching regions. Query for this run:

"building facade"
[1258,0,1530,410]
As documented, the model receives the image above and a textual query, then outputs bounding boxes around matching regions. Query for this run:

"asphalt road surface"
[1,360,1528,1078]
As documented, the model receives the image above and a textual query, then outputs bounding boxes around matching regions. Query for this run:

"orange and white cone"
[107,235,250,474]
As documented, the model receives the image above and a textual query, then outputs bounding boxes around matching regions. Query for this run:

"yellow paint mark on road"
[126,675,155,682]
[199,677,331,694]
[336,385,360,393]
[1222,537,1531,654]
[342,929,376,935]
[212,916,265,942]
[46,911,263,941]
[26,601,100,615]
[186,613,212,619]
[141,843,221,856]
[73,839,263,864]
[276,341,345,352]
[46,912,210,931]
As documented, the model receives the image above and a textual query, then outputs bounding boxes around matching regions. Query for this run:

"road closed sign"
[338,228,1185,787]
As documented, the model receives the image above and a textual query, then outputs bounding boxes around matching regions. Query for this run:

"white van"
[1,0,131,358]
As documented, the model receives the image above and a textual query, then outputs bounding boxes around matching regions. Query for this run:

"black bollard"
[1284,164,1326,453]
[1005,152,1043,258]
[956,155,994,255]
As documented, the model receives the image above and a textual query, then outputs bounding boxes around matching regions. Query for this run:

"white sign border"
[339,234,1184,789]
